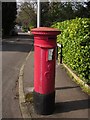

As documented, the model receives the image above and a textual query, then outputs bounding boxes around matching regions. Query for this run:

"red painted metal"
[31,27,60,94]
[31,27,61,36]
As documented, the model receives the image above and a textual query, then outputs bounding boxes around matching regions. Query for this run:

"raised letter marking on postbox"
[48,49,54,60]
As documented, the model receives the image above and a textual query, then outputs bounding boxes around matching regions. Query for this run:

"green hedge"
[52,18,90,83]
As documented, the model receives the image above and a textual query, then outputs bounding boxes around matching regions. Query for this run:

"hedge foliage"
[52,18,90,83]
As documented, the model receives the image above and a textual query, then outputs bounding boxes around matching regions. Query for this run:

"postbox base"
[33,90,55,115]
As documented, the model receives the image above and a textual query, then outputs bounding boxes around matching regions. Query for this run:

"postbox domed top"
[31,27,60,36]
[31,27,59,32]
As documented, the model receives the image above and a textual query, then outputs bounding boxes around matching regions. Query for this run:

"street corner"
[18,50,33,118]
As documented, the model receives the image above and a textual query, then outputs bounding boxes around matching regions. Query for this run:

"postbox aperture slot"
[48,36,56,40]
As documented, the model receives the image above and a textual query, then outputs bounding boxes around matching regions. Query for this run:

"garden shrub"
[52,18,90,83]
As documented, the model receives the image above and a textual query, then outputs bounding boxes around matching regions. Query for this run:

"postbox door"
[34,46,56,94]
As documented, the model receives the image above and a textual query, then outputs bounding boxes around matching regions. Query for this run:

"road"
[2,33,33,118]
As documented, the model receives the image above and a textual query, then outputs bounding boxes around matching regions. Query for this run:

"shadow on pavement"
[17,33,34,39]
[2,42,34,52]
[56,86,80,90]
[55,99,89,113]
[2,33,34,52]
[2,32,34,39]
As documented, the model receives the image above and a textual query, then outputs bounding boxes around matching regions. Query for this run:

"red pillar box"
[31,27,60,115]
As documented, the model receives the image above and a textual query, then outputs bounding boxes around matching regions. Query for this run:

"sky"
[0,0,88,2]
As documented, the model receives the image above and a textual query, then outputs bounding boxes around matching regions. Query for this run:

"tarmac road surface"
[2,33,33,118]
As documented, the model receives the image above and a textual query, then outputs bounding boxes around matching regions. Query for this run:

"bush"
[29,25,34,30]
[22,26,28,32]
[52,18,90,83]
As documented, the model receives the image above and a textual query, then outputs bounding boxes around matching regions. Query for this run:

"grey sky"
[1,0,89,2]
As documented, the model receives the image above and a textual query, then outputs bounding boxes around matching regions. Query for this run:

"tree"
[73,2,90,18]
[40,2,75,26]
[84,1,90,18]
[40,1,90,27]
[40,1,50,26]
[16,1,90,29]
[2,2,17,36]
[48,2,74,23]
[16,2,37,29]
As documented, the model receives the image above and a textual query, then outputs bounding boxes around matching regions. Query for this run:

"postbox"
[31,27,60,115]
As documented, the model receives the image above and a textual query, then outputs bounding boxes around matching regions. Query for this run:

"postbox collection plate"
[48,49,54,61]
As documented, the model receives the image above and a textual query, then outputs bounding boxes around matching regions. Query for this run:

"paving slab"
[23,45,89,118]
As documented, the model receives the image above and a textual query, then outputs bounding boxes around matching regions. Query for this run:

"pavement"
[19,44,90,119]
